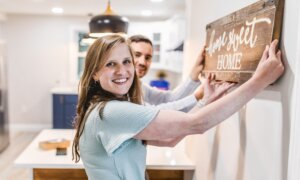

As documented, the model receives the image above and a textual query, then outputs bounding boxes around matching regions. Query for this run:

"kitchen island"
[14,129,195,180]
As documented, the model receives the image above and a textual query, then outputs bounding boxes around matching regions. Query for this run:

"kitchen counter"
[14,129,195,180]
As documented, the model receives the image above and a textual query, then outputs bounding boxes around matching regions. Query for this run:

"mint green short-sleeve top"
[79,101,159,180]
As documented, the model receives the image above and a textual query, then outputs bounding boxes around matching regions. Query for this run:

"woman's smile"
[112,78,129,84]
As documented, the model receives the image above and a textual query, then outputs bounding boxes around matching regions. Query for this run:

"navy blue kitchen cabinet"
[53,94,78,129]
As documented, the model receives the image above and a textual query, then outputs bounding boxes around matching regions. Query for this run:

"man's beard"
[136,65,148,78]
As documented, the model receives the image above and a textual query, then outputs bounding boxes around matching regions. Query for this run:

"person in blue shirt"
[150,70,170,90]
[72,35,284,180]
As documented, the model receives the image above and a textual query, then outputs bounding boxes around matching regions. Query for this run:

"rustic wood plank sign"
[203,0,284,83]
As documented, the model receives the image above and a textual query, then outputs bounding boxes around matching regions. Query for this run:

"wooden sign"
[203,0,284,83]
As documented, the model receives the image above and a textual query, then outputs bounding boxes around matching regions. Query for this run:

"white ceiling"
[0,0,186,20]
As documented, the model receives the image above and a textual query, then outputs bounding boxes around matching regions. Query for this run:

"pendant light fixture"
[89,0,129,38]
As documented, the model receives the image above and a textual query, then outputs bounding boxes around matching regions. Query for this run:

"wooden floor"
[0,131,39,180]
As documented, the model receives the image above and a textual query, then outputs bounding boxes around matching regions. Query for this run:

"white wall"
[184,0,300,179]
[286,0,300,179]
[3,14,88,129]
[0,13,6,40]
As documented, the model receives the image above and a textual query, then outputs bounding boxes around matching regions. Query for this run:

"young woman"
[72,35,284,180]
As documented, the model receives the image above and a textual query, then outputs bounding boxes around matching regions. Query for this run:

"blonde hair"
[72,34,142,163]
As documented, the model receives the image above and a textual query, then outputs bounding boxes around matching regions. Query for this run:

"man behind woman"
[72,34,284,180]
[129,35,207,112]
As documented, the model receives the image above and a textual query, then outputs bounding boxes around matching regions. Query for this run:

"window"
[77,32,89,78]
[152,33,161,63]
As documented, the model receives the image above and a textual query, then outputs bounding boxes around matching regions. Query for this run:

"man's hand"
[190,46,206,81]
[196,74,235,104]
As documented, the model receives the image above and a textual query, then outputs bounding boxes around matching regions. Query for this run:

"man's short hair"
[129,35,153,46]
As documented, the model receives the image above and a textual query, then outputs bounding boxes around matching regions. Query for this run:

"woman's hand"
[251,39,284,86]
